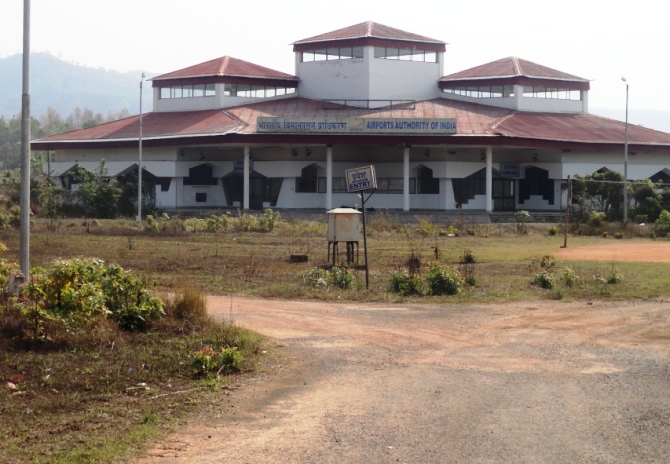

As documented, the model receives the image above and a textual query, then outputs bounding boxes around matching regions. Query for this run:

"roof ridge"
[511,57,521,76]
[219,56,230,75]
[220,108,248,130]
[366,21,373,37]
[488,110,517,133]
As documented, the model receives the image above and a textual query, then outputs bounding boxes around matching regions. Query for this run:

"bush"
[547,226,560,236]
[589,211,606,226]
[425,262,463,295]
[305,266,353,290]
[607,269,623,284]
[655,209,670,235]
[534,270,555,289]
[192,346,244,378]
[389,272,422,296]
[561,267,579,288]
[259,208,281,232]
[17,258,164,338]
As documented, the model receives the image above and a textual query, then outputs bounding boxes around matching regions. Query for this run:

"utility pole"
[20,0,31,278]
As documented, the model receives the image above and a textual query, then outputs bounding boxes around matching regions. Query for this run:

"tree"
[73,162,122,218]
[572,169,625,221]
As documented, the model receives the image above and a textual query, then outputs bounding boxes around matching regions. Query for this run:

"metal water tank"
[327,208,361,242]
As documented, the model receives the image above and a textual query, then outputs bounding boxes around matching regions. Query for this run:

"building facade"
[33,22,670,213]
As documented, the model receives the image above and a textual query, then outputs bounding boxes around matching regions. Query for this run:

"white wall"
[297,46,443,103]
[297,59,369,101]
[369,59,441,102]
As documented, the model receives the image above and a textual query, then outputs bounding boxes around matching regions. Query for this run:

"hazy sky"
[2,0,668,124]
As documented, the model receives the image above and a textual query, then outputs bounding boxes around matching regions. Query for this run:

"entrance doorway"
[493,179,515,211]
[222,170,283,210]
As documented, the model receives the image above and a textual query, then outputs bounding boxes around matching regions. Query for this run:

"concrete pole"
[622,78,629,223]
[20,0,31,278]
[326,145,333,210]
[137,73,145,222]
[403,145,410,211]
[243,145,250,210]
[485,146,493,213]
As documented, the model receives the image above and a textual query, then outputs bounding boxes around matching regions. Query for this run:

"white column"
[243,145,250,210]
[403,146,410,211]
[485,146,493,213]
[326,145,333,210]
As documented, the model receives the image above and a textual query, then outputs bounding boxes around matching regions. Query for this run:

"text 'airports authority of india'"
[257,117,457,134]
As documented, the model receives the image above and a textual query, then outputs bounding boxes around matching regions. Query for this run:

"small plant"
[561,267,579,288]
[425,262,463,295]
[529,255,555,273]
[327,266,354,289]
[534,270,554,289]
[515,210,531,235]
[259,208,281,232]
[606,269,623,284]
[389,272,422,296]
[305,268,330,287]
[192,347,219,376]
[460,249,476,264]
[547,226,559,236]
[589,211,606,227]
[304,266,353,290]
[192,346,244,378]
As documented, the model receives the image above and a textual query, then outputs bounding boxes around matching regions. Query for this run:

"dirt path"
[139,296,670,463]
[555,240,670,262]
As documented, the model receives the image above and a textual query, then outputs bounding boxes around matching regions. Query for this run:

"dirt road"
[140,296,670,463]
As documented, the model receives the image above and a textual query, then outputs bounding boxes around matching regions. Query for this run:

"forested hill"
[0,53,153,119]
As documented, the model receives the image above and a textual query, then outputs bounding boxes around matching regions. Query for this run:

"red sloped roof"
[35,110,242,143]
[492,112,670,145]
[32,98,670,150]
[293,21,445,45]
[443,57,587,82]
[152,56,297,81]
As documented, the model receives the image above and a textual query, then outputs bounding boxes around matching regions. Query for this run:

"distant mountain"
[0,53,153,119]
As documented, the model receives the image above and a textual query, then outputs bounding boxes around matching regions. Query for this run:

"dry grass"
[1,216,670,462]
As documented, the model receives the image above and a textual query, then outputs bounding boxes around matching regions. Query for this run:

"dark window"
[184,164,218,186]
[195,192,207,203]
[157,177,171,192]
[519,166,554,205]
[453,168,491,205]
[417,166,439,194]
[296,165,318,193]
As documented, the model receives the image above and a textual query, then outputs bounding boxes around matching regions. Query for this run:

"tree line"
[0,107,131,170]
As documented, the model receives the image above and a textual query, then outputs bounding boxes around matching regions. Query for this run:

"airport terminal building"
[32,21,670,213]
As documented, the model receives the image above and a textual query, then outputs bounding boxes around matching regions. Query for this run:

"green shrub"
[304,266,353,290]
[547,226,559,236]
[534,270,554,289]
[589,211,606,226]
[655,210,670,235]
[561,267,579,288]
[389,272,422,296]
[460,249,476,264]
[607,269,623,284]
[22,258,164,335]
[192,346,244,377]
[206,215,228,232]
[259,208,281,232]
[425,262,463,295]
[327,266,354,289]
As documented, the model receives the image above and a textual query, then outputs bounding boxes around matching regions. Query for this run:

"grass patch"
[0,285,266,463]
